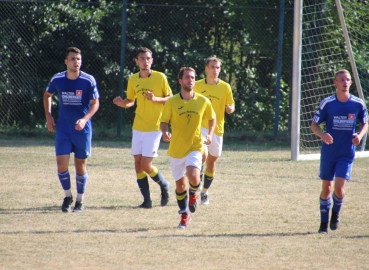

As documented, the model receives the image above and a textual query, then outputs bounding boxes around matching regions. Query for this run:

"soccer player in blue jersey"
[113,47,172,208]
[311,69,368,234]
[160,67,216,228]
[43,47,100,213]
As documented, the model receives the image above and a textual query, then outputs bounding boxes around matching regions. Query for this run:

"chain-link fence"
[0,0,294,138]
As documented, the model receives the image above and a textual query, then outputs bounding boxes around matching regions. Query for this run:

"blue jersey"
[312,94,367,162]
[46,71,100,134]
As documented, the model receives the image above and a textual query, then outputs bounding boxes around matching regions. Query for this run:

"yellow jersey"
[127,70,172,131]
[194,79,235,136]
[161,92,216,158]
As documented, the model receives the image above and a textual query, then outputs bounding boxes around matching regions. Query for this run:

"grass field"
[1,138,369,269]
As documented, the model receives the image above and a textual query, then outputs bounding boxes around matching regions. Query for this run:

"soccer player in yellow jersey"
[194,56,235,205]
[113,47,172,208]
[160,67,216,228]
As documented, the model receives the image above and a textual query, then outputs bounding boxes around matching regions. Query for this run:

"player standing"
[160,67,216,228]
[311,69,368,233]
[43,47,100,212]
[113,47,172,208]
[194,56,235,205]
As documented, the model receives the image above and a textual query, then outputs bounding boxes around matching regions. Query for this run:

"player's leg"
[201,134,222,205]
[170,157,191,228]
[185,151,202,213]
[134,154,152,208]
[141,131,170,206]
[131,130,151,208]
[72,132,91,212]
[318,160,335,233]
[55,131,73,212]
[200,128,209,185]
[330,161,351,230]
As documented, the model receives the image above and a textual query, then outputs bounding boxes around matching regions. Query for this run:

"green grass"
[1,138,369,269]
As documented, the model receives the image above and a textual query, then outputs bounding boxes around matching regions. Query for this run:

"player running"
[194,56,235,205]
[160,67,216,228]
[311,69,368,234]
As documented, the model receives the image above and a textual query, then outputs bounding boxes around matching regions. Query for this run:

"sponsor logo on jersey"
[76,90,82,96]
[178,106,184,110]
[348,114,355,120]
[186,114,191,124]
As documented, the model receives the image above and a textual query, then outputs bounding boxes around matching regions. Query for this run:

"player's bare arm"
[75,98,99,131]
[160,122,171,142]
[145,92,173,104]
[311,121,333,145]
[226,104,235,114]
[113,96,135,108]
[204,118,216,145]
[43,91,56,132]
[352,122,368,146]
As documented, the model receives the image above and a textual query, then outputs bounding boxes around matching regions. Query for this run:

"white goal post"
[291,0,369,161]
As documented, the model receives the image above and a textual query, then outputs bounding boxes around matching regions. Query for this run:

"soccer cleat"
[189,193,198,213]
[160,183,170,206]
[201,192,209,205]
[136,200,152,209]
[73,201,85,212]
[178,214,192,229]
[61,196,73,212]
[330,211,340,230]
[318,222,328,234]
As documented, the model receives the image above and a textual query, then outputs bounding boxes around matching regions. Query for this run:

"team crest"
[348,114,355,120]
[76,90,83,96]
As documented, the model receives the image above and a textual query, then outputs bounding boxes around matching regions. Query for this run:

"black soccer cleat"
[136,200,152,209]
[61,196,73,212]
[318,222,328,234]
[330,211,340,230]
[73,201,85,212]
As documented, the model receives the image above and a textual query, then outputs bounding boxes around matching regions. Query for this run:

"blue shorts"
[55,131,92,159]
[319,159,353,181]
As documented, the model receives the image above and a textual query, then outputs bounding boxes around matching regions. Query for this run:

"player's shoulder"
[218,79,231,87]
[319,94,336,109]
[79,71,97,85]
[151,70,168,79]
[350,94,365,105]
[50,71,67,82]
[195,78,206,84]
[195,92,210,103]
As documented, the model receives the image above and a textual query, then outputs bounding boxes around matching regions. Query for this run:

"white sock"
[76,193,84,202]
[64,189,72,197]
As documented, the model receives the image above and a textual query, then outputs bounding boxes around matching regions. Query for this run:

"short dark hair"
[206,56,222,66]
[178,67,196,80]
[65,47,81,59]
[135,47,152,58]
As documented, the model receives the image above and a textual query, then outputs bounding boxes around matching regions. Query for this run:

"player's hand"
[322,133,333,145]
[352,133,361,146]
[75,119,87,131]
[204,134,212,145]
[226,104,234,114]
[113,96,123,106]
[162,132,171,142]
[145,91,156,102]
[46,115,55,133]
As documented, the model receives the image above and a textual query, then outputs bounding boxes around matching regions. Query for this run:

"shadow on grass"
[0,205,155,214]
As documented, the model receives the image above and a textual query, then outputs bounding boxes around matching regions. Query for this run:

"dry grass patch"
[1,138,369,269]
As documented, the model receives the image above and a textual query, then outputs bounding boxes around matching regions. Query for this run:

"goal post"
[291,0,369,161]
